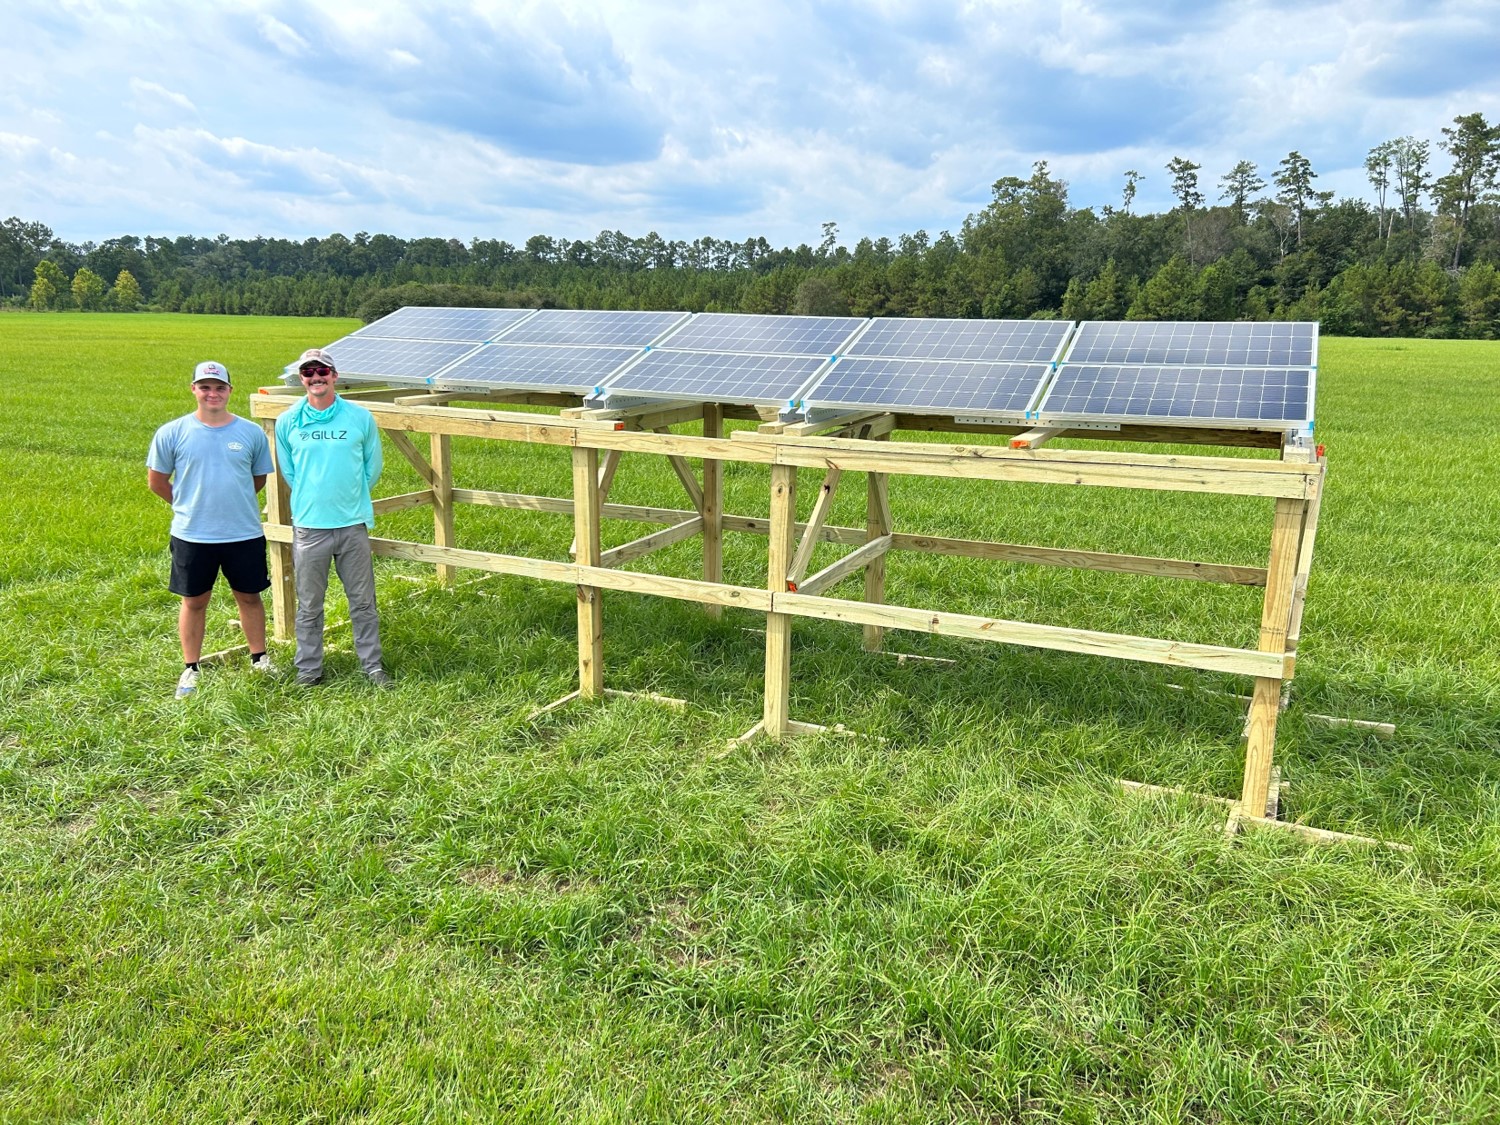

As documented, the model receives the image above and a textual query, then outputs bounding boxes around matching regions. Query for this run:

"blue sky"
[4,0,1498,249]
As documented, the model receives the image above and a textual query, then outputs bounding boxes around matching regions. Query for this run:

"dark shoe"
[296,674,323,687]
[366,668,394,689]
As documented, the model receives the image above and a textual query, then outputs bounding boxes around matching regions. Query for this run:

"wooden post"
[261,419,295,642]
[431,432,455,586]
[763,463,798,737]
[702,405,724,618]
[1240,495,1307,814]
[572,443,604,699]
[863,454,892,653]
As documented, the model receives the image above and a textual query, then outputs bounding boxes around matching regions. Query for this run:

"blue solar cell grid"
[351,306,537,343]
[316,336,482,383]
[1036,364,1314,427]
[606,351,827,406]
[844,318,1072,363]
[497,309,690,346]
[802,358,1050,418]
[1065,321,1317,367]
[656,313,865,356]
[436,344,642,392]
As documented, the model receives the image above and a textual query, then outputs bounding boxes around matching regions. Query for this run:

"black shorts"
[169,536,271,598]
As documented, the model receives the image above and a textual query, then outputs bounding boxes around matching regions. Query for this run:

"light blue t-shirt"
[273,395,383,529]
[147,413,273,542]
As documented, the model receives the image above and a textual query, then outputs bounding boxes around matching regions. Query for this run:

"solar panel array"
[1035,320,1317,430]
[284,308,1317,431]
[598,313,866,409]
[349,306,536,343]
[798,318,1071,421]
[1063,321,1316,366]
[1038,365,1312,427]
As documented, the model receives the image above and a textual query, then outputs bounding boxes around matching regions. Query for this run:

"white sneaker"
[175,667,200,699]
[249,655,277,675]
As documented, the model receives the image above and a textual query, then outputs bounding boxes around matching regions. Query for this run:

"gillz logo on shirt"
[300,430,349,441]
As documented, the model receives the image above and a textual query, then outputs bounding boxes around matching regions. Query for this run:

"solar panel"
[1034,364,1314,428]
[604,351,828,407]
[844,318,1072,362]
[656,313,864,356]
[802,358,1051,419]
[312,336,484,383]
[434,344,642,392]
[1065,321,1317,367]
[351,306,537,343]
[497,309,690,346]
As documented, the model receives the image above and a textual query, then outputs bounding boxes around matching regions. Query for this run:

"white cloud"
[256,13,308,55]
[128,78,196,114]
[3,0,1499,243]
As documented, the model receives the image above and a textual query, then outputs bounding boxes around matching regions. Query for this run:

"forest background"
[5,113,1500,339]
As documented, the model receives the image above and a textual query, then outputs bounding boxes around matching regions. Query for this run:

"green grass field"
[2,313,1498,1122]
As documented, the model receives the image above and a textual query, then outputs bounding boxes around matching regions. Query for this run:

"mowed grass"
[1,312,1498,1123]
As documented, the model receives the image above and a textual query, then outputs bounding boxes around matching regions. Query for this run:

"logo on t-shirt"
[227,441,244,451]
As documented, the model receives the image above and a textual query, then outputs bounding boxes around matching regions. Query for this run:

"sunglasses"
[300,364,334,377]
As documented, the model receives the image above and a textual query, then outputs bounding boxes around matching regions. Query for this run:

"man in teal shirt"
[273,348,391,687]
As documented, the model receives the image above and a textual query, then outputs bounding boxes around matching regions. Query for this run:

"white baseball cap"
[192,360,230,384]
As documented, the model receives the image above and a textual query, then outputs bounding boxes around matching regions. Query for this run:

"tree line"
[4,112,1498,338]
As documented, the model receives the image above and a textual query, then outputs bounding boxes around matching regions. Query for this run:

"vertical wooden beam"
[1240,495,1307,814]
[863,445,893,652]
[569,449,620,559]
[1284,458,1327,657]
[701,405,724,619]
[261,419,295,642]
[430,432,455,586]
[572,444,604,699]
[763,463,798,738]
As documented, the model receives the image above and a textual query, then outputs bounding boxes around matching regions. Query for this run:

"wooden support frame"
[251,389,1339,843]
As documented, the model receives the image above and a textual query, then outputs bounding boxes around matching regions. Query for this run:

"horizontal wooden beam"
[773,589,1286,677]
[1010,427,1063,450]
[795,535,892,596]
[261,525,1286,678]
[600,517,703,567]
[890,533,1268,585]
[373,489,436,515]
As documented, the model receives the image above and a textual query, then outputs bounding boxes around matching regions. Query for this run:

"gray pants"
[292,524,383,677]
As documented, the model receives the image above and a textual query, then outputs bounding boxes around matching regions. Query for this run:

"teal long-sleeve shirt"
[273,395,383,528]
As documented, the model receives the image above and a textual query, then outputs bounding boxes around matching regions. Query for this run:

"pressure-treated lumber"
[774,589,1285,677]
[373,489,436,515]
[763,463,798,738]
[891,534,1268,585]
[572,446,604,698]
[599,517,704,567]
[431,432,455,585]
[797,535,892,597]
[260,418,295,642]
[787,467,843,585]
[702,404,724,618]
[1240,495,1308,812]
[384,428,440,489]
[864,446,893,652]
[1010,427,1063,450]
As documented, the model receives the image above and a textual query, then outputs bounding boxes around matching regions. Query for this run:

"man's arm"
[362,410,383,490]
[273,419,296,493]
[147,468,173,505]
[253,474,267,494]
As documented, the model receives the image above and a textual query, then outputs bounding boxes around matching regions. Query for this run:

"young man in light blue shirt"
[147,361,275,698]
[273,348,391,688]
